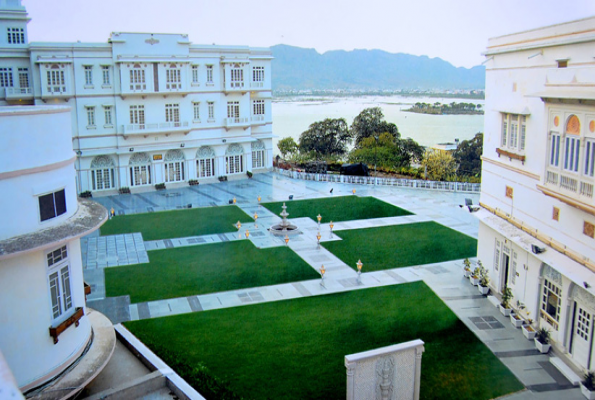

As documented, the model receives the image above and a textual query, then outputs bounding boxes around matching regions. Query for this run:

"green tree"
[350,107,399,147]
[453,133,483,177]
[298,118,352,159]
[421,150,456,181]
[277,137,298,159]
[348,133,423,170]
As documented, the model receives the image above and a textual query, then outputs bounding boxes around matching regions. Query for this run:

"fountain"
[269,202,299,236]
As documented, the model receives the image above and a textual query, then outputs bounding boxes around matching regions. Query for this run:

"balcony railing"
[251,115,265,123]
[4,87,33,100]
[250,81,265,88]
[121,121,190,136]
[544,167,594,201]
[224,117,250,129]
[224,81,246,93]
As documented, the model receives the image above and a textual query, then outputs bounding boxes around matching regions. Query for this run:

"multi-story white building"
[0,0,273,194]
[478,17,595,373]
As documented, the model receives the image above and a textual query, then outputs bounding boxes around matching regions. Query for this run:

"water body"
[272,95,485,155]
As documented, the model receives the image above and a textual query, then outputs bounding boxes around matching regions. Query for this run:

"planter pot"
[478,285,489,295]
[510,314,523,328]
[534,339,551,354]
[499,304,512,316]
[470,276,479,286]
[464,269,472,278]
[581,384,595,400]
[522,325,536,340]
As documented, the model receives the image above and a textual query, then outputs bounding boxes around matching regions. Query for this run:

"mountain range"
[270,44,485,92]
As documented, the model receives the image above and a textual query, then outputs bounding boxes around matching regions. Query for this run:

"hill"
[271,45,485,92]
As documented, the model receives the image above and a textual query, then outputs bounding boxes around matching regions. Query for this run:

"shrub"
[246,171,253,178]
[501,285,513,309]
[119,187,131,194]
[155,183,166,190]
[535,327,550,345]
[583,371,595,391]
[79,190,92,198]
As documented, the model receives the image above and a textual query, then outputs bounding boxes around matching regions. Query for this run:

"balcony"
[251,115,266,125]
[41,85,72,101]
[250,81,266,89]
[224,117,250,130]
[4,87,33,102]
[223,81,247,94]
[121,121,191,138]
[542,167,594,211]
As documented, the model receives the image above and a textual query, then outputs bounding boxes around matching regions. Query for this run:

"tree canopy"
[421,150,457,181]
[277,137,298,159]
[298,118,353,158]
[350,107,399,147]
[348,133,424,170]
[453,133,483,177]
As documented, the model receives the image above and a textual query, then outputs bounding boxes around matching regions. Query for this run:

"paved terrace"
[83,172,583,399]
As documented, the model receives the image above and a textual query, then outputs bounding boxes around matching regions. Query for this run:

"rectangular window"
[84,66,93,86]
[86,106,95,127]
[165,103,180,125]
[550,133,561,167]
[0,67,13,87]
[564,136,580,172]
[166,67,181,89]
[520,116,526,151]
[208,102,215,121]
[252,150,265,168]
[92,167,115,190]
[165,162,185,182]
[227,101,240,119]
[130,165,151,186]
[103,106,113,126]
[39,189,67,222]
[501,115,507,147]
[47,245,72,321]
[130,68,146,90]
[585,140,595,177]
[101,66,110,86]
[540,278,561,330]
[253,66,264,82]
[129,105,145,127]
[226,155,243,174]
[253,100,265,115]
[191,65,199,84]
[230,67,243,88]
[198,158,214,178]
[501,113,526,152]
[47,246,67,267]
[47,69,66,93]
[7,27,24,44]
[206,65,213,84]
[193,102,200,121]
[18,67,28,88]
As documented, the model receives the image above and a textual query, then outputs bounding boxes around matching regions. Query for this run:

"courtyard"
[83,172,582,399]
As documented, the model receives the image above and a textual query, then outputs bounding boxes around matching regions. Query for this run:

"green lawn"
[100,206,253,240]
[125,282,523,400]
[262,196,412,223]
[324,222,477,271]
[105,241,320,303]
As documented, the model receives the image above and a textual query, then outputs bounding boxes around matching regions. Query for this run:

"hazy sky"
[24,0,595,69]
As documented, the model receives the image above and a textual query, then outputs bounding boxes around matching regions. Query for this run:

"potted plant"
[218,176,227,182]
[155,183,166,190]
[246,171,253,178]
[119,186,131,194]
[478,262,490,295]
[188,179,199,186]
[470,266,480,286]
[581,371,595,400]
[79,190,92,198]
[534,327,551,353]
[463,258,472,278]
[522,317,536,340]
[499,285,513,316]
[510,312,523,328]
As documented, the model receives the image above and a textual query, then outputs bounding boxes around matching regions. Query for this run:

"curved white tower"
[0,105,107,393]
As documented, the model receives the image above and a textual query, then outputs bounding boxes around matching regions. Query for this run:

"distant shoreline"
[403,102,484,116]
[273,91,485,102]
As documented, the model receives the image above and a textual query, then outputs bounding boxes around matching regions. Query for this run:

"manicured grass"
[324,222,477,271]
[262,196,412,223]
[105,241,320,303]
[100,206,253,240]
[125,282,523,400]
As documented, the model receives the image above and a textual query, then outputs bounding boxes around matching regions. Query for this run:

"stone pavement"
[83,172,583,399]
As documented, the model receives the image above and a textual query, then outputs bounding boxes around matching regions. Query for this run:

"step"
[487,295,500,308]
[550,356,581,386]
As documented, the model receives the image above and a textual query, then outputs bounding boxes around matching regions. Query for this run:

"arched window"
[129,152,151,186]
[251,140,266,169]
[563,115,581,173]
[164,149,185,182]
[90,155,116,190]
[225,144,244,174]
[196,146,215,178]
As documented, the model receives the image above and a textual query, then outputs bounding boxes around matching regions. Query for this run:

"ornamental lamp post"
[236,221,242,239]
[245,229,250,239]
[254,212,258,228]
[284,234,290,246]
[257,195,261,206]
[357,259,363,284]
[352,189,356,195]
[317,213,322,229]
[233,197,236,204]
[320,265,326,288]
[316,231,321,248]
[329,221,334,238]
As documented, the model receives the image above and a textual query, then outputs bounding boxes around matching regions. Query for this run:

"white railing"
[560,174,578,192]
[224,117,250,127]
[5,87,32,96]
[546,171,558,185]
[230,81,244,89]
[251,115,265,123]
[128,83,146,91]
[251,81,264,88]
[122,121,189,133]
[545,167,595,201]
[580,182,594,198]
[46,86,67,94]
[274,168,481,193]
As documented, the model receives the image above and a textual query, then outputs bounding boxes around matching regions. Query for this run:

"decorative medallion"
[566,115,580,135]
[552,207,559,221]
[145,37,160,45]
[584,221,595,239]
[554,116,559,127]
[90,155,115,168]
[590,120,595,133]
[505,186,513,199]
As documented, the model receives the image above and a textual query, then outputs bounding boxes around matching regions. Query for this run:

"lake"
[272,95,485,155]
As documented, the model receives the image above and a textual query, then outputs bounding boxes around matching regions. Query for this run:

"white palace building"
[0,0,273,195]
[478,17,595,374]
